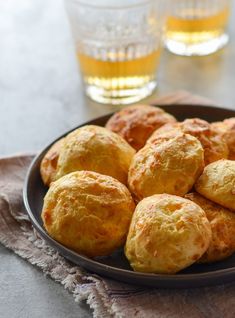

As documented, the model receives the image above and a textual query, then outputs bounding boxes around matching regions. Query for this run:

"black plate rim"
[23,103,235,288]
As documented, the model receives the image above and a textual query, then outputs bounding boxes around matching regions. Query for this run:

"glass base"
[165,33,229,56]
[85,80,157,105]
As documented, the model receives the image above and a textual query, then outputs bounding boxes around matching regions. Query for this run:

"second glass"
[165,0,231,56]
[65,0,167,105]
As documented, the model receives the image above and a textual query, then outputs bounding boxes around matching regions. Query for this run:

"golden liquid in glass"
[167,6,230,44]
[77,48,161,104]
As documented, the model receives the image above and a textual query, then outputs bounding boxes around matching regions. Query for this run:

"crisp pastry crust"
[148,118,228,165]
[212,118,235,160]
[42,171,135,257]
[125,194,211,274]
[55,125,136,184]
[128,132,204,201]
[105,104,176,150]
[195,159,235,211]
[185,192,235,263]
[40,138,64,186]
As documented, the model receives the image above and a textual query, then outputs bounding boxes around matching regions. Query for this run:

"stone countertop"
[0,1,235,317]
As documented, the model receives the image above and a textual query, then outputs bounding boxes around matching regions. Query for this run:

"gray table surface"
[1,1,235,317]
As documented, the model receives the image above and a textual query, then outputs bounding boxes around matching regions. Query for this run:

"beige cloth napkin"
[1,91,235,318]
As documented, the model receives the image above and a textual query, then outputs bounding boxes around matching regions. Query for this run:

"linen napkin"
[1,91,235,318]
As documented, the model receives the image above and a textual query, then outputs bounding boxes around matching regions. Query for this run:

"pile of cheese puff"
[40,104,235,274]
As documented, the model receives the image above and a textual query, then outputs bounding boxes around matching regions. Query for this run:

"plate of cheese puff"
[23,103,235,288]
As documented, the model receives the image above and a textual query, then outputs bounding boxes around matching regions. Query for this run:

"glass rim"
[66,0,159,10]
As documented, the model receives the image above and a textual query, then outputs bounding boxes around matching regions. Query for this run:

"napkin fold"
[1,91,235,318]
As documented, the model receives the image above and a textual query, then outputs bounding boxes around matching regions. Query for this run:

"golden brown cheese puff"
[40,138,64,186]
[212,118,235,160]
[105,104,176,151]
[185,192,235,263]
[42,171,135,258]
[128,132,204,201]
[195,159,235,211]
[125,194,211,274]
[148,118,228,166]
[55,125,135,185]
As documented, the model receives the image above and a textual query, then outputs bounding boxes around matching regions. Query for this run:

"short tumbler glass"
[65,0,167,105]
[165,0,231,56]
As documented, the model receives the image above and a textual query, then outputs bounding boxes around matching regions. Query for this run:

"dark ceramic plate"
[23,104,235,288]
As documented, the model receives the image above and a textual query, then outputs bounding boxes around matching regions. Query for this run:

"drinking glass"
[65,0,167,105]
[165,0,231,56]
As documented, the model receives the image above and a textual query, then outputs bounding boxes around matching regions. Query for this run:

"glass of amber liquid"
[165,0,231,56]
[65,0,167,104]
